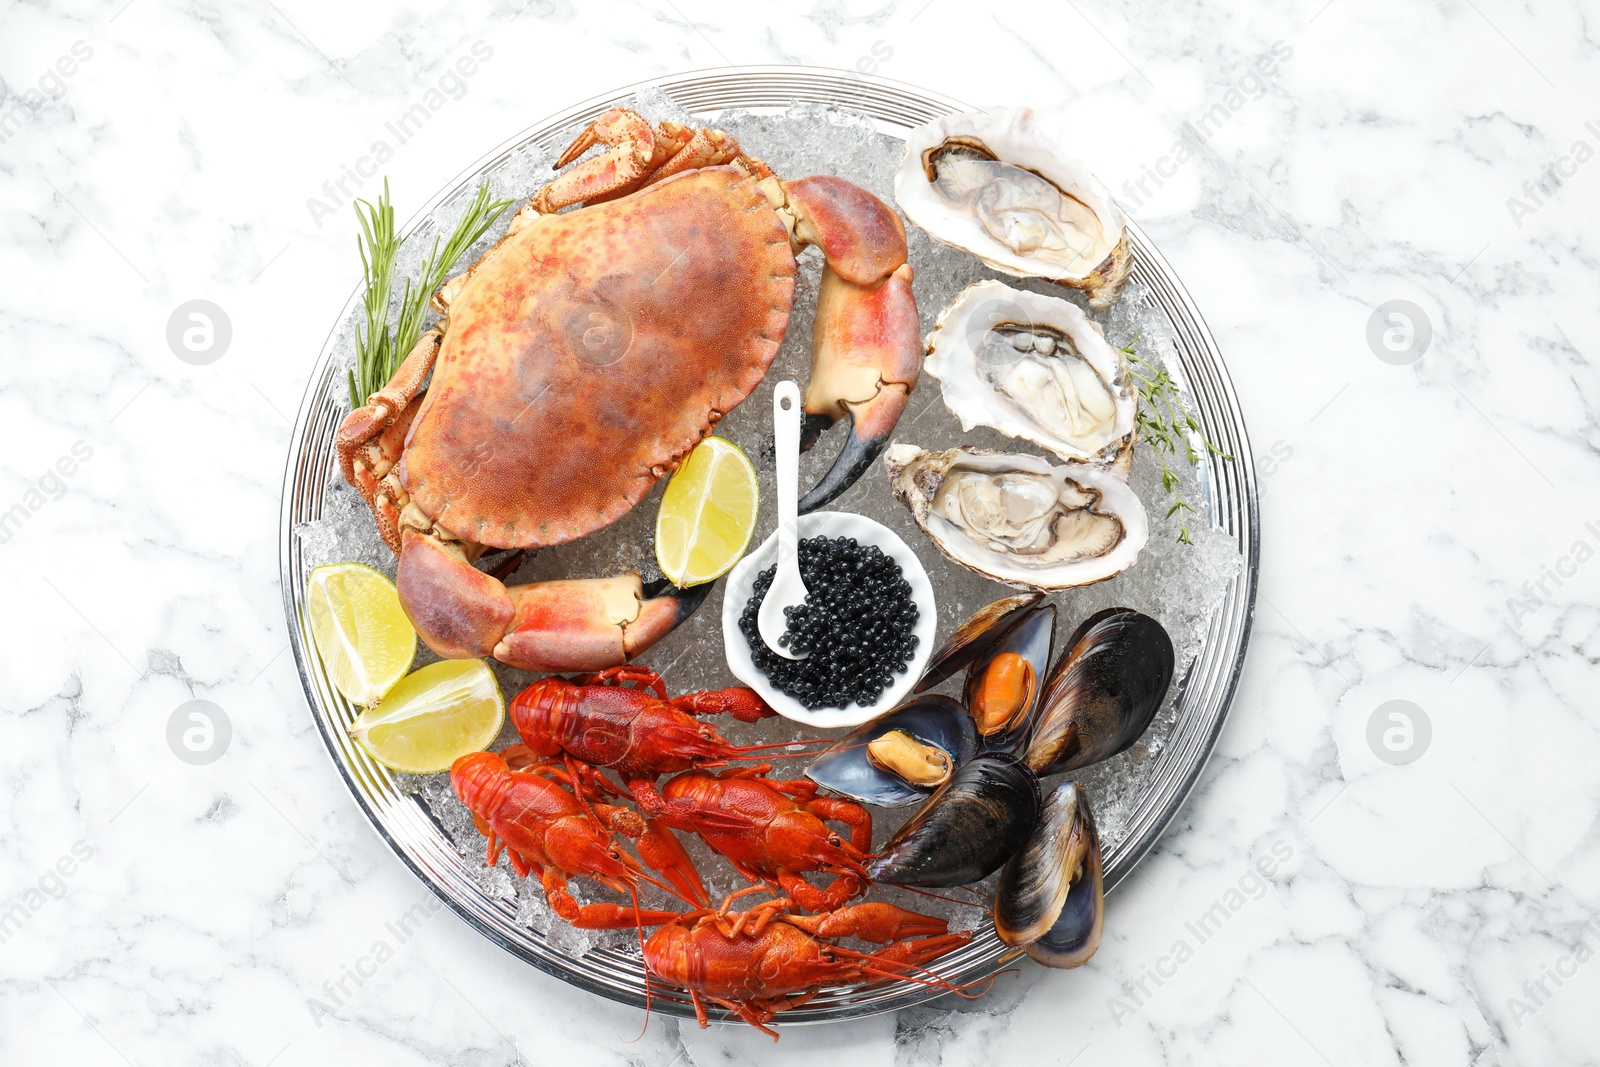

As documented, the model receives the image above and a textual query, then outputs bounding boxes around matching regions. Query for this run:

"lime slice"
[347,659,504,773]
[655,436,760,587]
[307,562,417,706]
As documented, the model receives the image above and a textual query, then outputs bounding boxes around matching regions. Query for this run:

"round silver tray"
[278,66,1259,1025]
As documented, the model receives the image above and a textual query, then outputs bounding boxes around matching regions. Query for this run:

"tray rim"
[277,63,1260,1026]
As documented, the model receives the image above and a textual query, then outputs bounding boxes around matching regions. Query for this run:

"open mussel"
[805,694,975,807]
[914,593,1042,694]
[911,595,1056,756]
[868,754,1041,887]
[1023,607,1174,777]
[995,781,1103,967]
[963,602,1055,754]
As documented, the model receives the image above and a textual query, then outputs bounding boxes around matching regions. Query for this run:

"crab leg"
[335,328,441,554]
[535,110,743,214]
[641,124,743,187]
[534,109,664,212]
[763,175,923,512]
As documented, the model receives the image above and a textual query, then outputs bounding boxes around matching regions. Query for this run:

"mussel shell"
[995,781,1103,967]
[913,593,1043,694]
[1023,608,1174,777]
[868,754,1041,887]
[805,694,976,806]
[963,603,1056,755]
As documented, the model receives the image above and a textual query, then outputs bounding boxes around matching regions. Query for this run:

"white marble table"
[4,1,1597,1064]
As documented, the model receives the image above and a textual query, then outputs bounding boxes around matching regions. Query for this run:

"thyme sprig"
[347,180,515,408]
[1123,338,1231,544]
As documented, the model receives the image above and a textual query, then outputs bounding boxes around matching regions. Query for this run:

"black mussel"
[914,593,1044,694]
[805,695,976,806]
[963,604,1056,755]
[995,781,1103,968]
[868,754,1041,887]
[1023,608,1174,777]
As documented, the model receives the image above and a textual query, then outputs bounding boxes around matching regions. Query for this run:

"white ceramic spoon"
[758,381,809,659]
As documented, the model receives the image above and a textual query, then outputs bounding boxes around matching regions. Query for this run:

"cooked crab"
[337,108,922,672]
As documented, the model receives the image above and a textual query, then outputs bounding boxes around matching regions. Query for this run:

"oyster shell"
[885,445,1147,591]
[926,280,1135,464]
[895,107,1130,308]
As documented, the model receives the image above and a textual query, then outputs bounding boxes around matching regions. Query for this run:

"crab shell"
[402,166,796,550]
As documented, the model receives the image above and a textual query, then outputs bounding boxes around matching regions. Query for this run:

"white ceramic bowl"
[721,511,937,730]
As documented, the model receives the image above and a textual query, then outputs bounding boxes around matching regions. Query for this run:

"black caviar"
[739,536,919,710]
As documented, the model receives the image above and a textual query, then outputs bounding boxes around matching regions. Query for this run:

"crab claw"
[798,262,920,512]
[768,176,921,513]
[396,524,708,671]
[495,574,709,672]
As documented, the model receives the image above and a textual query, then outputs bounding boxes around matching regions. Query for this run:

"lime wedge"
[655,436,760,587]
[348,659,504,773]
[307,562,417,706]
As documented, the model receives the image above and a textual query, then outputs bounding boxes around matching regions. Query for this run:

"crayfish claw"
[638,819,711,908]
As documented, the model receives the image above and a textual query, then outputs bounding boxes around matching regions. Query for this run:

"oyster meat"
[886,445,1147,591]
[926,280,1135,464]
[895,107,1130,308]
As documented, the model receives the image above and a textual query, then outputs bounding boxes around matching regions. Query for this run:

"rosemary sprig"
[347,180,515,409]
[1123,338,1231,544]
[348,180,398,409]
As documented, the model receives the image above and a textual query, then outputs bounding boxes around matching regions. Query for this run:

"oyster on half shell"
[926,280,1135,464]
[885,445,1148,591]
[895,107,1131,308]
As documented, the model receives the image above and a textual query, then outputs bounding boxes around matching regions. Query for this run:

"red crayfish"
[651,765,875,911]
[642,891,973,1038]
[509,665,815,820]
[449,748,707,926]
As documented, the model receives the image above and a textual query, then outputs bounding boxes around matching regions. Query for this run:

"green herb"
[347,180,515,409]
[1124,338,1232,544]
[348,180,399,409]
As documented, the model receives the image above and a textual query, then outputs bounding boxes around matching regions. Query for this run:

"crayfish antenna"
[723,742,832,758]
[725,739,833,755]
[891,883,992,910]
[829,934,984,995]
[625,882,653,1044]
